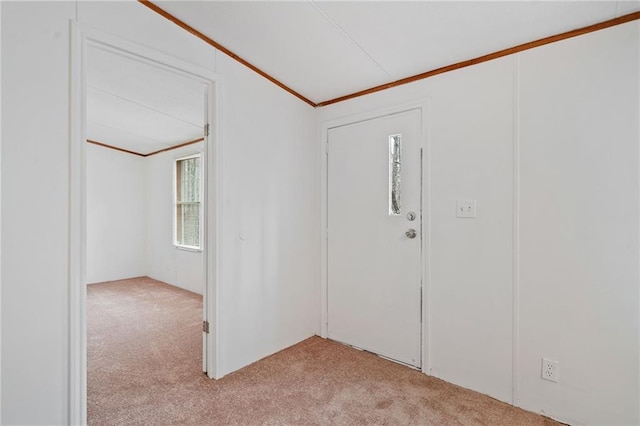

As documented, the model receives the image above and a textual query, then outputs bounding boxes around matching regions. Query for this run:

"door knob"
[405,229,417,239]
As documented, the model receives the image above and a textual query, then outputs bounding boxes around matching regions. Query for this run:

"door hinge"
[204,123,210,136]
[202,320,210,334]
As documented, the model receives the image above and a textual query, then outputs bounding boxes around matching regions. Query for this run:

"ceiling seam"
[309,1,392,79]
[88,85,202,128]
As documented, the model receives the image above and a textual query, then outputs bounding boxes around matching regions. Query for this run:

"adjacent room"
[1,1,639,425]
[84,43,210,417]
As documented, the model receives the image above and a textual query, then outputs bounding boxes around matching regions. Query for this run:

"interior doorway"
[326,108,424,368]
[70,24,221,424]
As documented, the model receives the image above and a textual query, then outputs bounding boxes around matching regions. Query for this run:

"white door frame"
[69,22,223,425]
[319,100,431,374]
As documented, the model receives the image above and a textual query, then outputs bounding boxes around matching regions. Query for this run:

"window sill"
[175,245,203,253]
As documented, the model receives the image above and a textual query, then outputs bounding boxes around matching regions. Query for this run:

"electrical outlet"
[541,358,559,383]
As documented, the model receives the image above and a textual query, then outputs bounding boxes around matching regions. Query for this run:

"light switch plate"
[456,200,477,218]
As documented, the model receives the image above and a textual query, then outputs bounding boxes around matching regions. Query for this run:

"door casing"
[319,100,431,374]
[70,22,223,425]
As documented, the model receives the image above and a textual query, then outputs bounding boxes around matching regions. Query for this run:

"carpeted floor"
[88,277,559,425]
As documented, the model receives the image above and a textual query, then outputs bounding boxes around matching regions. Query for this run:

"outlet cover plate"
[541,358,559,383]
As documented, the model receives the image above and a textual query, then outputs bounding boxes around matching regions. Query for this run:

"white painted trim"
[77,23,216,86]
[0,1,4,419]
[318,121,328,338]
[319,99,431,372]
[69,22,223,425]
[175,246,203,253]
[420,100,432,375]
[69,22,87,425]
[175,153,202,161]
[205,75,223,380]
[637,21,640,426]
[512,54,521,406]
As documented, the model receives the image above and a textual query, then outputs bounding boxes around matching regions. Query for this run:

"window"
[174,154,202,249]
[389,134,402,216]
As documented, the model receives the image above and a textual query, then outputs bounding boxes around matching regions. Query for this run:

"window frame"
[173,152,204,251]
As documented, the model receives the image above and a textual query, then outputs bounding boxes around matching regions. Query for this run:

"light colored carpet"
[88,277,560,425]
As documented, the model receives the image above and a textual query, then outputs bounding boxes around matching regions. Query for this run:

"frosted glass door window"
[389,134,402,215]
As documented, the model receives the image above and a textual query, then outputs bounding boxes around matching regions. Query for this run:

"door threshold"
[327,338,421,370]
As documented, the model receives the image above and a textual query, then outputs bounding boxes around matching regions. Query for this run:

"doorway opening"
[70,24,221,425]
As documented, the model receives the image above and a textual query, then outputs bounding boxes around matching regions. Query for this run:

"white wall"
[146,142,205,295]
[517,23,639,425]
[86,143,147,284]
[2,3,76,424]
[216,51,318,375]
[80,0,318,378]
[0,2,74,424]
[427,55,515,403]
[317,21,639,426]
[87,140,205,294]
[3,1,635,425]
[322,55,516,403]
[1,0,4,419]
[1,1,318,424]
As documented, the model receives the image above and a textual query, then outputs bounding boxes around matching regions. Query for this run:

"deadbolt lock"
[407,212,416,221]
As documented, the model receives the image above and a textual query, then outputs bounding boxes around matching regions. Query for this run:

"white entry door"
[327,108,422,367]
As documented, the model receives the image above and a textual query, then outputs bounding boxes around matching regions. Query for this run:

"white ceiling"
[87,45,205,155]
[157,1,640,104]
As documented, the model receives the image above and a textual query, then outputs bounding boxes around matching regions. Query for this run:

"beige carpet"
[88,277,559,425]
